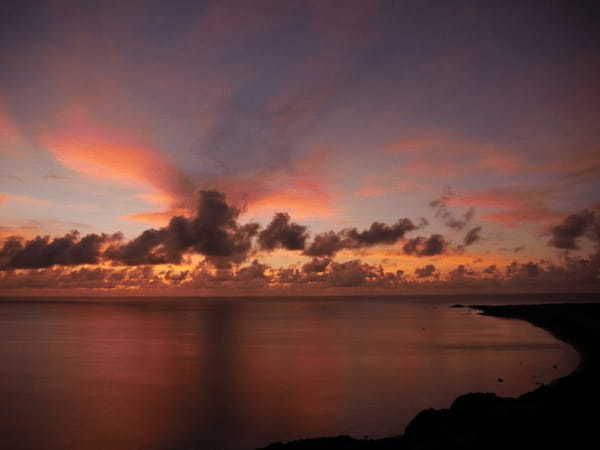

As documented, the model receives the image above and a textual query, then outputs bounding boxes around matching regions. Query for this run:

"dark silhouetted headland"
[258,303,600,449]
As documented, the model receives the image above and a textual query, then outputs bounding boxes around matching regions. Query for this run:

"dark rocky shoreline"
[258,303,600,449]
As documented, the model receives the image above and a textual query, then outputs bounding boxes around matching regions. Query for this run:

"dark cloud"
[548,209,599,250]
[403,234,447,256]
[277,267,303,284]
[302,257,331,273]
[344,219,418,246]
[0,231,116,270]
[430,189,475,230]
[463,226,482,246]
[258,213,308,251]
[327,260,378,287]
[186,190,260,264]
[505,260,543,280]
[106,190,260,267]
[0,265,169,290]
[304,218,418,257]
[414,264,437,278]
[448,264,476,280]
[500,245,526,253]
[483,264,498,275]
[234,260,269,283]
[3,250,599,292]
[304,231,346,257]
[1,190,428,272]
[105,229,170,265]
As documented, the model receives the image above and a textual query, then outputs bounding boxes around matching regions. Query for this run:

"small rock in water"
[497,377,504,383]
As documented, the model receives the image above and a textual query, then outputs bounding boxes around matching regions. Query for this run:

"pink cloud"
[386,132,527,178]
[450,188,561,227]
[0,99,23,154]
[0,194,52,207]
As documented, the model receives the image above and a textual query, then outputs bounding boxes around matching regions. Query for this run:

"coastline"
[258,303,600,449]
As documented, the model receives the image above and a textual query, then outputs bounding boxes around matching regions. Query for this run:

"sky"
[1,0,599,295]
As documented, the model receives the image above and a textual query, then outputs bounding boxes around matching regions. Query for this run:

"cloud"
[6,189,598,293]
[104,229,171,265]
[124,209,190,226]
[302,257,331,274]
[463,226,482,246]
[326,260,377,287]
[234,260,270,283]
[303,231,346,257]
[0,193,52,206]
[42,107,195,211]
[414,264,437,278]
[106,190,260,267]
[304,218,419,257]
[403,234,447,256]
[346,219,418,246]
[258,213,309,251]
[448,264,476,281]
[0,265,170,290]
[0,190,430,272]
[0,232,117,270]
[430,188,475,230]
[450,188,561,227]
[3,249,599,293]
[545,150,600,183]
[0,101,23,154]
[548,209,599,250]
[482,264,499,275]
[386,133,526,182]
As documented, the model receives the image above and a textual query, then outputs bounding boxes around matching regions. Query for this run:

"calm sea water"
[0,294,590,450]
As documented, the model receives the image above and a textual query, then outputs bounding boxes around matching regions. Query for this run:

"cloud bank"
[1,192,599,293]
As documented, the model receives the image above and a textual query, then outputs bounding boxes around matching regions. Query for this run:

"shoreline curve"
[257,302,600,449]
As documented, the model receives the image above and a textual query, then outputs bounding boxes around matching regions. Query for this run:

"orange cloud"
[342,246,516,277]
[39,102,195,220]
[246,191,335,219]
[202,147,337,220]
[45,136,188,197]
[124,208,190,226]
[0,223,46,241]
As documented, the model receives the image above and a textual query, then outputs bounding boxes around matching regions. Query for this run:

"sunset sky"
[1,0,599,294]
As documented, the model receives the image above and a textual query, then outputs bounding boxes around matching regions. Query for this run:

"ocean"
[0,293,590,450]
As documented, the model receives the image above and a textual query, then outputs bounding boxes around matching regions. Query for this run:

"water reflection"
[0,297,580,450]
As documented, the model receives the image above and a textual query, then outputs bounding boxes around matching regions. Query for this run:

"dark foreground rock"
[258,303,600,450]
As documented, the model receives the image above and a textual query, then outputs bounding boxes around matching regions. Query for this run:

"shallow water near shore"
[0,294,587,450]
